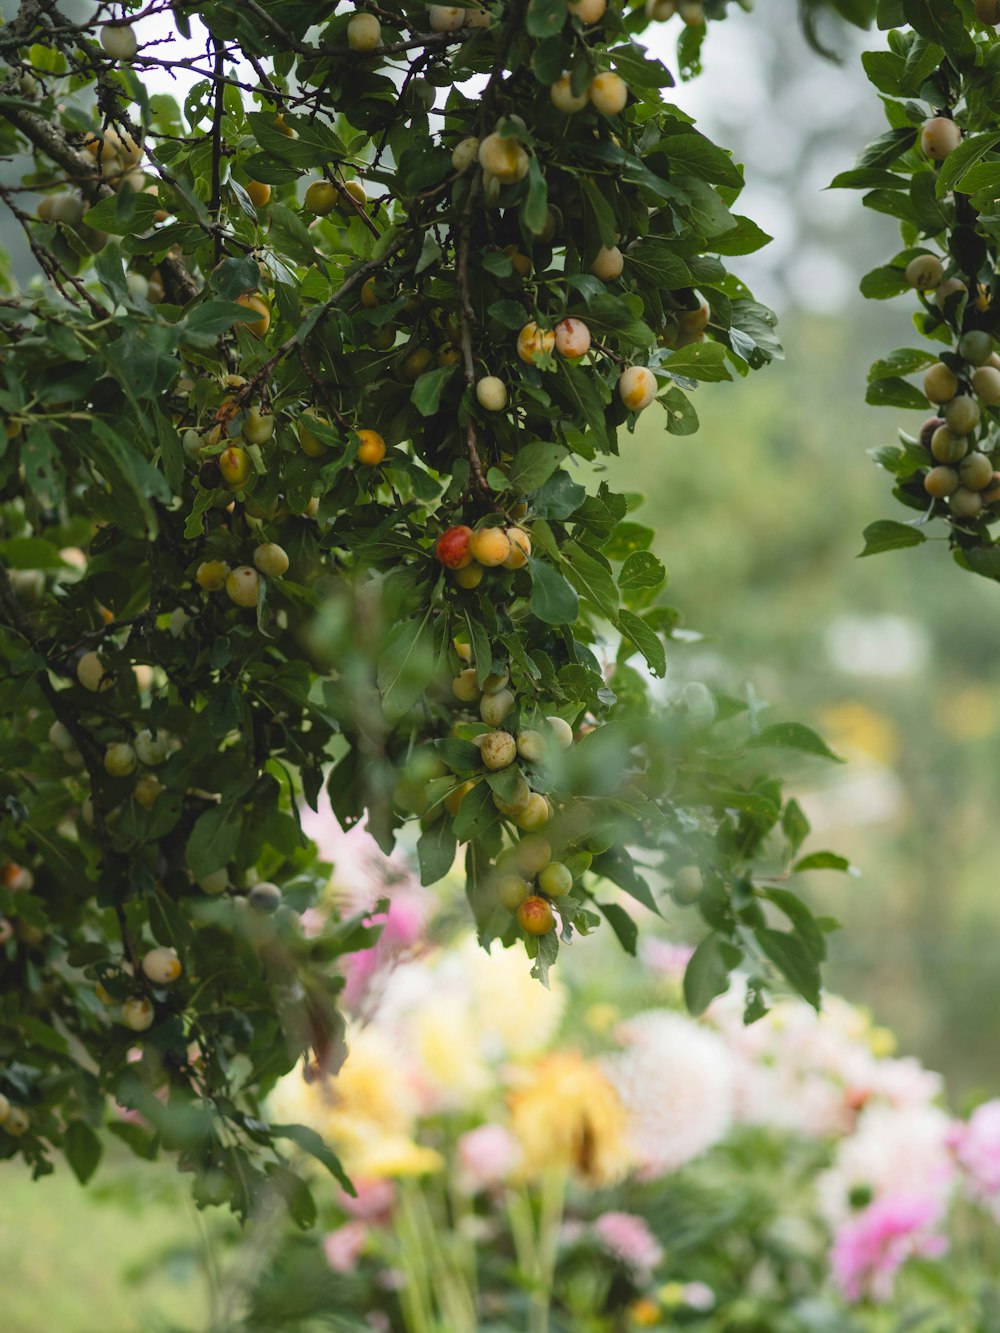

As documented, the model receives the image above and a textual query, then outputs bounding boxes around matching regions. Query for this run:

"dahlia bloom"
[950,1099,1000,1219]
[592,1211,664,1275]
[830,1194,947,1302]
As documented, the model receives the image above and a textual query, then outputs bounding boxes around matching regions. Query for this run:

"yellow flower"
[353,1135,444,1179]
[467,937,566,1060]
[508,1051,631,1186]
[817,700,899,765]
[628,1297,661,1327]
[412,995,491,1103]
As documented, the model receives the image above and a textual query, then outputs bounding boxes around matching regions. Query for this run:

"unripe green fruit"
[182,428,205,459]
[923,362,958,404]
[198,868,229,895]
[481,730,517,770]
[924,466,959,499]
[930,426,968,464]
[497,873,530,911]
[451,137,480,172]
[104,742,137,777]
[960,451,994,490]
[546,716,573,749]
[452,668,481,702]
[905,254,944,290]
[248,881,282,913]
[950,486,984,518]
[253,543,289,577]
[100,22,138,59]
[49,720,74,752]
[959,330,993,367]
[476,376,508,411]
[517,895,555,936]
[517,729,546,764]
[121,996,155,1031]
[0,1092,9,1124]
[563,849,593,878]
[134,776,164,809]
[507,835,551,876]
[492,774,532,816]
[481,689,515,727]
[483,670,510,694]
[142,947,182,985]
[590,245,624,281]
[242,406,275,445]
[972,365,1000,404]
[920,116,962,162]
[4,1105,30,1136]
[538,861,573,896]
[304,181,338,216]
[135,728,169,766]
[219,445,252,489]
[672,864,703,904]
[347,12,381,50]
[77,650,111,692]
[226,566,260,607]
[945,394,981,436]
[515,792,550,833]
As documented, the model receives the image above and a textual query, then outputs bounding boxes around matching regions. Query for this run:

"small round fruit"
[973,365,1000,404]
[481,730,517,770]
[347,12,381,50]
[504,527,531,570]
[428,4,466,29]
[930,427,967,464]
[497,873,530,911]
[546,715,574,749]
[245,180,271,208]
[4,1105,30,1137]
[304,180,338,216]
[1,862,33,892]
[516,729,546,763]
[197,559,230,592]
[444,780,475,816]
[104,742,137,777]
[960,451,994,490]
[492,775,532,817]
[478,132,529,184]
[483,669,509,694]
[945,395,981,436]
[905,254,944,290]
[950,486,984,517]
[517,322,556,363]
[436,525,475,569]
[619,366,657,412]
[297,409,330,457]
[672,864,703,904]
[554,317,592,360]
[243,406,275,445]
[568,0,606,20]
[49,720,74,752]
[590,245,624,281]
[920,116,962,162]
[451,137,480,172]
[77,650,111,692]
[923,362,958,404]
[336,179,368,214]
[134,776,164,810]
[517,894,555,935]
[198,868,229,895]
[452,668,482,702]
[470,527,511,567]
[551,74,589,114]
[935,277,968,309]
[135,728,169,766]
[515,793,550,832]
[219,446,252,490]
[121,996,155,1031]
[248,881,282,913]
[356,429,387,466]
[538,861,573,896]
[253,543,289,577]
[920,417,944,450]
[396,345,434,382]
[38,193,85,225]
[454,563,483,589]
[481,688,515,727]
[589,73,628,116]
[235,293,270,338]
[226,565,261,608]
[142,947,182,985]
[476,376,508,411]
[960,330,994,368]
[100,22,138,58]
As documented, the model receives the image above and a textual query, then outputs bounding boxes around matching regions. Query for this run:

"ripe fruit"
[503,244,531,278]
[347,12,381,50]
[483,669,509,694]
[243,406,275,444]
[516,792,551,832]
[454,563,484,589]
[950,487,984,518]
[121,996,155,1031]
[546,715,574,749]
[452,137,480,172]
[142,947,182,985]
[298,409,330,457]
[538,861,573,896]
[923,362,958,404]
[481,688,515,726]
[476,376,508,411]
[199,868,229,895]
[356,428,387,466]
[568,0,606,18]
[219,445,252,489]
[959,330,993,367]
[517,729,546,763]
[397,344,434,381]
[589,73,628,116]
[504,528,531,569]
[428,4,466,29]
[100,23,138,58]
[436,525,474,569]
[945,395,981,436]
[930,427,967,464]
[554,318,592,360]
[248,881,282,913]
[517,322,556,363]
[590,245,624,281]
[245,180,271,208]
[481,730,517,770]
[517,895,555,935]
[135,728,169,766]
[470,527,511,567]
[960,452,993,490]
[478,132,529,184]
[226,566,261,607]
[497,873,530,911]
[104,742,137,777]
[673,865,703,904]
[77,650,111,692]
[304,180,338,216]
[492,773,532,816]
[1,862,33,892]
[905,255,943,290]
[236,293,270,338]
[254,543,289,577]
[453,668,481,702]
[551,74,589,114]
[972,365,1000,404]
[197,559,230,592]
[619,366,657,412]
[920,116,962,162]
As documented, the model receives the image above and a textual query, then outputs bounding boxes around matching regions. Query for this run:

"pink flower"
[342,891,426,1012]
[951,1100,1000,1218]
[323,1221,369,1273]
[682,1282,715,1312]
[338,1177,396,1222]
[592,1211,664,1275]
[457,1124,521,1191]
[830,1194,947,1303]
[641,939,694,983]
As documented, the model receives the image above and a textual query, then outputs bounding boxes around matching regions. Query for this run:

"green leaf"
[270,1123,354,1194]
[377,612,436,724]
[684,933,738,1015]
[755,927,820,1009]
[526,0,567,38]
[186,803,243,879]
[562,542,619,620]
[64,1120,102,1185]
[528,557,579,625]
[746,723,844,762]
[865,376,928,410]
[857,126,917,170]
[664,341,732,382]
[508,442,566,493]
[618,550,666,592]
[596,900,638,955]
[793,851,854,873]
[710,216,772,256]
[452,780,498,841]
[782,798,810,858]
[868,348,937,380]
[435,738,483,771]
[859,264,909,299]
[0,536,68,569]
[859,519,927,556]
[411,364,456,417]
[617,610,666,677]
[417,819,458,886]
[523,153,549,237]
[936,131,1000,196]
